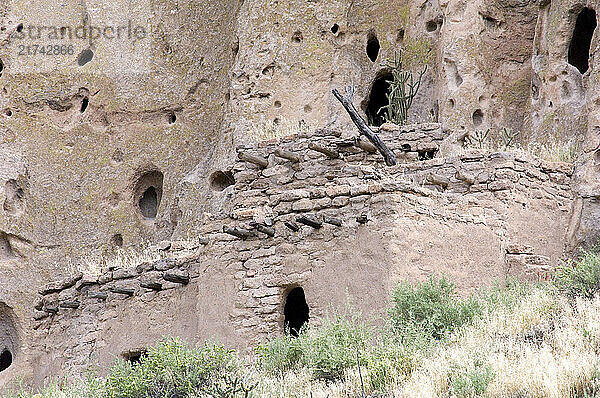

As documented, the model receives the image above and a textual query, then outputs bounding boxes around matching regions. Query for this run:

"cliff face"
[0,0,598,387]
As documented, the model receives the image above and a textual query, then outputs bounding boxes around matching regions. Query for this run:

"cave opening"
[0,349,12,372]
[124,349,147,365]
[139,187,158,219]
[80,97,89,113]
[167,111,177,124]
[568,7,597,74]
[364,72,393,126]
[134,170,163,221]
[209,171,235,191]
[284,287,309,337]
[366,32,380,62]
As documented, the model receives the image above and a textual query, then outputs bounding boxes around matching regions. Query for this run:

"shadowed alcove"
[568,7,597,74]
[133,170,164,221]
[366,31,380,62]
[364,71,393,127]
[283,287,309,337]
[0,303,18,374]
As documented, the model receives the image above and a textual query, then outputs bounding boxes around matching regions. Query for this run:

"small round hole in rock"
[274,100,282,108]
[284,287,309,337]
[472,109,484,127]
[426,20,439,32]
[0,350,11,372]
[366,31,380,62]
[401,143,412,152]
[16,24,23,33]
[331,24,339,34]
[77,49,94,66]
[209,171,235,191]
[167,112,176,124]
[292,31,303,43]
[80,97,89,113]
[4,109,12,117]
[111,234,123,248]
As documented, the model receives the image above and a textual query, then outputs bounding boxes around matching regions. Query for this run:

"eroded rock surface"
[0,0,598,387]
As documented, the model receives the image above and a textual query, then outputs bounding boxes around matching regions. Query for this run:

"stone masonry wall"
[28,123,574,383]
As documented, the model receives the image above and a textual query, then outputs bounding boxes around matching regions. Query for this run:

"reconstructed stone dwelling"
[1,0,600,388]
[24,124,575,382]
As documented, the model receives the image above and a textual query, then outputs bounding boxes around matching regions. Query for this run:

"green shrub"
[449,360,495,398]
[256,312,372,381]
[388,276,482,344]
[477,278,537,314]
[364,340,418,392]
[104,338,254,398]
[0,375,104,398]
[254,333,302,376]
[555,250,600,299]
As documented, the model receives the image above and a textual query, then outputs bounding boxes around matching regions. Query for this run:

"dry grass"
[75,236,206,277]
[250,118,312,142]
[463,130,579,164]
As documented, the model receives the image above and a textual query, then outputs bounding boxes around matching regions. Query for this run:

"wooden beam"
[284,221,300,232]
[274,148,301,163]
[354,137,377,153]
[332,86,397,166]
[253,224,275,237]
[238,152,269,168]
[308,143,339,159]
[323,216,342,226]
[223,226,256,240]
[296,215,323,229]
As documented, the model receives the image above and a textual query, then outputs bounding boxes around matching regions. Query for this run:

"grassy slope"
[5,252,600,398]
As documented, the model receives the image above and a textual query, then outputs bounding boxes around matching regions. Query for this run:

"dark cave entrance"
[0,350,12,372]
[284,287,309,337]
[366,31,380,62]
[568,7,597,74]
[364,72,393,127]
[124,349,147,365]
[134,170,163,221]
[139,187,158,219]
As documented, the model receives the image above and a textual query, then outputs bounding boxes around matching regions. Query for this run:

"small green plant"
[388,276,483,344]
[364,339,418,392]
[555,250,600,299]
[449,360,495,398]
[500,127,519,150]
[379,51,427,126]
[104,338,255,398]
[466,129,490,149]
[582,364,600,397]
[533,140,579,163]
[256,311,372,381]
[254,333,302,376]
